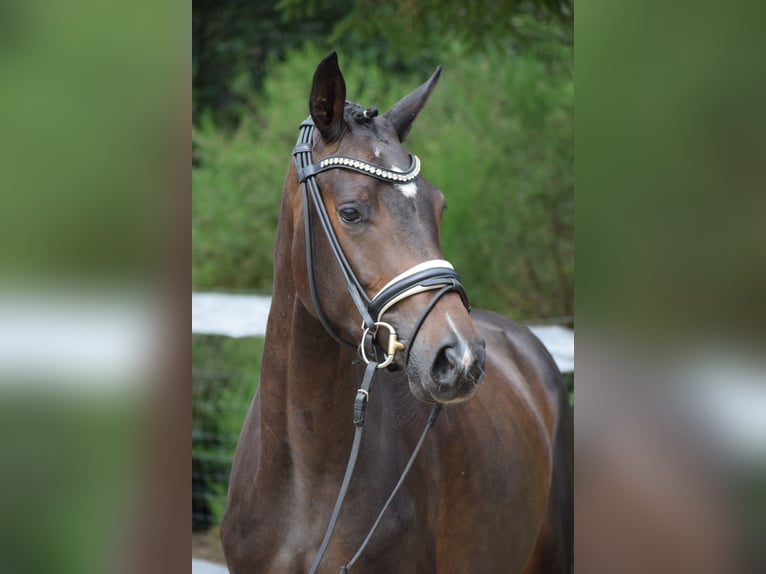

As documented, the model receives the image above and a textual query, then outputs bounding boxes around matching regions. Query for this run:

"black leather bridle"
[292,117,471,573]
[293,117,469,365]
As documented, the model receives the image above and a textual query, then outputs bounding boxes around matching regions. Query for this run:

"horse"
[221,52,573,573]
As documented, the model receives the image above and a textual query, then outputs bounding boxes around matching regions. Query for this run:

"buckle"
[358,321,405,369]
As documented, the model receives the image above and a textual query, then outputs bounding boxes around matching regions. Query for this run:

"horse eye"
[339,207,363,223]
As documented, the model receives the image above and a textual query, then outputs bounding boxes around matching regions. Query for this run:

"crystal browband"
[297,153,421,184]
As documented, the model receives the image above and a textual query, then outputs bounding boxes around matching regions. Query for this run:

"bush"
[409,44,573,319]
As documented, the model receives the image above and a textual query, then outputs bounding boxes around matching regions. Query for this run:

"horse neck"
[258,194,362,465]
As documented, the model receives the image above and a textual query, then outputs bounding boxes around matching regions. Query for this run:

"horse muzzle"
[408,332,486,404]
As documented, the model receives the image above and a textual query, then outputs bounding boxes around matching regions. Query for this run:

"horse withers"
[221,52,573,573]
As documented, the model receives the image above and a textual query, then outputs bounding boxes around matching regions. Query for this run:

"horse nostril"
[431,344,462,386]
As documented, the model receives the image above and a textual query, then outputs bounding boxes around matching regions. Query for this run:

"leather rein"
[292,118,470,573]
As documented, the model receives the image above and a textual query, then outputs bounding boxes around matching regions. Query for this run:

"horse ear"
[383,65,442,142]
[310,52,347,142]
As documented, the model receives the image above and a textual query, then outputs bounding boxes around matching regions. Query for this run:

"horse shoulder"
[473,308,573,573]
[473,308,566,440]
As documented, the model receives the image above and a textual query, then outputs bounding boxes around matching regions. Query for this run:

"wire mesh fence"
[192,334,264,532]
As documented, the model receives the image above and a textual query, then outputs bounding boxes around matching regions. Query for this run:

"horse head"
[289,52,486,404]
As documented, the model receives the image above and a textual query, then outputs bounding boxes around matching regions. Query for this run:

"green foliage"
[194,0,572,128]
[411,43,573,318]
[192,335,265,528]
[192,116,278,291]
[192,41,572,319]
[192,48,320,291]
[324,0,572,67]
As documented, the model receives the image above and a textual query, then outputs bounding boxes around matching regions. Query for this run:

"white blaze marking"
[462,347,472,368]
[391,164,418,198]
[374,147,381,158]
[446,313,471,367]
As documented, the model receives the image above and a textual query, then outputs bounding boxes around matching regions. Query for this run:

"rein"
[292,118,470,573]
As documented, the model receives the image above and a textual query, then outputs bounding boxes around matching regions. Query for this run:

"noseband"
[292,117,471,573]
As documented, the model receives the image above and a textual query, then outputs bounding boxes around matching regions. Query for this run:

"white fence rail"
[191,292,574,372]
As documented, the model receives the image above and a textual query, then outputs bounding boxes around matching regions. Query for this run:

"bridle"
[294,117,469,367]
[292,117,471,573]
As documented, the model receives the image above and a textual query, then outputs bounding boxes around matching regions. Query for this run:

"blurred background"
[191,0,573,567]
[0,0,185,572]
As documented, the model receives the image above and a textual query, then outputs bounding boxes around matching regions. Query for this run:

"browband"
[297,153,421,184]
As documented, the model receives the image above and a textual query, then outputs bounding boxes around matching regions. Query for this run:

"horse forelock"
[336,101,412,169]
[344,100,379,126]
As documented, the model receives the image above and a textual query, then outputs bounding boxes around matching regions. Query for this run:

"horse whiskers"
[470,364,487,388]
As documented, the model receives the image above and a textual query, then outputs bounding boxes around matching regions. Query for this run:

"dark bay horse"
[221,52,573,573]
